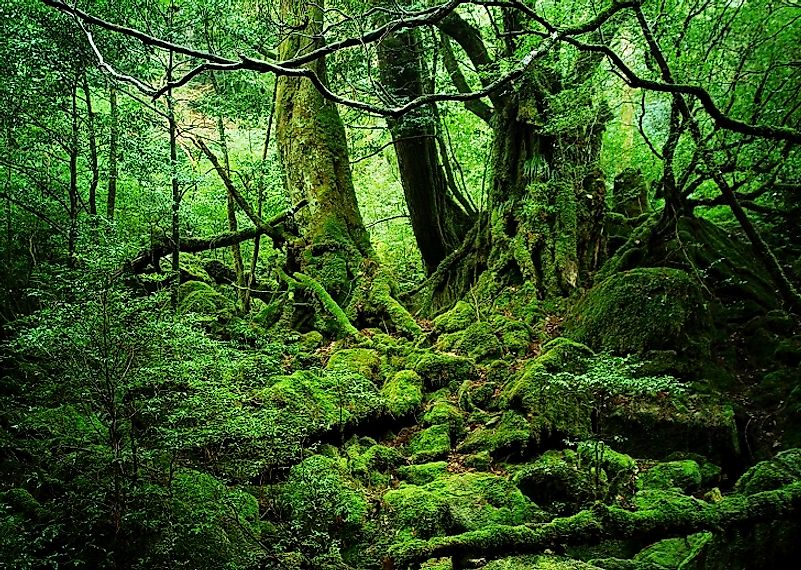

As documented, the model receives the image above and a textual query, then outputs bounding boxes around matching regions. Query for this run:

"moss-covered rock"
[637,460,703,493]
[536,338,595,373]
[408,424,452,463]
[464,450,492,471]
[326,348,382,382]
[413,351,478,390]
[734,448,801,495]
[433,300,476,333]
[347,441,405,486]
[458,378,499,411]
[513,449,608,510]
[381,370,424,417]
[177,280,236,320]
[633,532,712,569]
[576,441,636,490]
[422,397,466,440]
[565,268,710,357]
[458,411,534,457]
[397,461,449,486]
[492,315,534,356]
[383,472,544,540]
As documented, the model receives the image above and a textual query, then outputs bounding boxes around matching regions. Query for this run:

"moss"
[326,348,382,382]
[348,443,405,487]
[484,555,604,569]
[577,441,637,490]
[537,338,595,373]
[492,315,534,355]
[458,411,534,457]
[383,472,544,540]
[500,364,594,442]
[433,300,476,333]
[565,268,710,357]
[604,398,739,466]
[464,451,492,471]
[408,424,452,463]
[513,449,608,510]
[458,379,499,411]
[413,351,478,390]
[632,488,703,513]
[423,398,466,439]
[734,448,801,495]
[633,532,712,569]
[298,330,324,351]
[294,271,362,338]
[665,452,721,486]
[638,460,703,493]
[381,370,424,417]
[177,280,236,320]
[420,559,453,570]
[397,461,449,486]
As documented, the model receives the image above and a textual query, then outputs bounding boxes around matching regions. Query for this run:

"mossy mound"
[408,424,452,463]
[435,314,533,361]
[734,448,801,494]
[326,348,382,382]
[382,472,545,540]
[512,449,608,510]
[637,460,702,493]
[536,338,595,373]
[252,369,381,439]
[433,300,477,333]
[413,351,478,390]
[422,394,466,439]
[177,280,236,321]
[565,268,710,357]
[458,378,500,411]
[397,462,449,486]
[346,440,405,486]
[381,370,424,417]
[632,532,711,569]
[458,411,535,458]
[576,441,637,491]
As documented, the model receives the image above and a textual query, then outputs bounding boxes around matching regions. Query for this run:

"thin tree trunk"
[68,83,80,264]
[82,74,99,217]
[167,52,180,309]
[107,85,118,220]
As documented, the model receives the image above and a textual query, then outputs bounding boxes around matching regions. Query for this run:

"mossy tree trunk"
[276,0,374,307]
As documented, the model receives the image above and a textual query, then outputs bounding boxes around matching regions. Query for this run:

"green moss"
[383,472,544,540]
[537,338,595,373]
[177,280,236,320]
[458,379,499,411]
[565,268,710,357]
[464,451,492,471]
[433,300,476,333]
[634,532,712,569]
[734,448,801,495]
[638,460,703,492]
[513,449,608,509]
[397,461,449,486]
[348,443,405,487]
[408,424,452,463]
[413,351,478,390]
[484,555,604,569]
[458,411,534,456]
[492,315,534,355]
[577,441,636,490]
[298,330,324,351]
[423,398,466,439]
[294,271,362,338]
[381,370,424,417]
[326,348,382,382]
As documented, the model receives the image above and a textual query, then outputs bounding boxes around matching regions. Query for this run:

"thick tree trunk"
[275,0,373,305]
[377,24,475,274]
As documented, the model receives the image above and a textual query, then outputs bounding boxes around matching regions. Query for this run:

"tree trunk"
[275,0,373,305]
[377,24,475,274]
[82,74,99,217]
[167,52,180,310]
[107,85,118,221]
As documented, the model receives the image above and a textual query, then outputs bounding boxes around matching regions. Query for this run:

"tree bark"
[107,85,118,220]
[275,0,373,304]
[377,24,475,274]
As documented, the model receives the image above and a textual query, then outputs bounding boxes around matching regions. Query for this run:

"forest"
[1,0,801,568]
